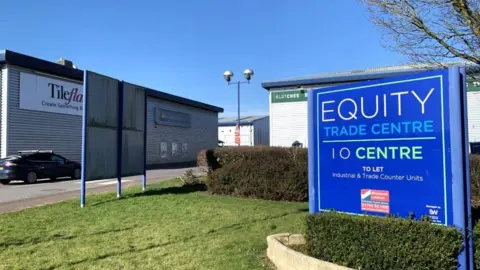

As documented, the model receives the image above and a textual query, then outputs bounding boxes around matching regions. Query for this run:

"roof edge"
[146,89,223,113]
[262,64,480,90]
[1,49,223,113]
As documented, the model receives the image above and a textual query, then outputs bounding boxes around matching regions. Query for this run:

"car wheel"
[72,169,81,180]
[0,179,10,185]
[25,172,37,184]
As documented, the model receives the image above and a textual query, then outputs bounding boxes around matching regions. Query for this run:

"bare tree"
[360,0,480,65]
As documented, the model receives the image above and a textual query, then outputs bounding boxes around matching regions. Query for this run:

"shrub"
[474,223,480,270]
[306,212,463,270]
[471,155,480,206]
[180,169,201,186]
[203,146,308,201]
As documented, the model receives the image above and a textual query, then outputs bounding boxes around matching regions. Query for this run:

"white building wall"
[467,91,480,143]
[270,88,309,147]
[218,125,254,146]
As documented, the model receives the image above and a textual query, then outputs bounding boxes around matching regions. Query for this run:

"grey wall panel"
[86,72,118,128]
[253,117,270,146]
[86,127,117,180]
[6,67,82,161]
[122,130,144,176]
[147,96,218,165]
[123,83,145,131]
[85,71,119,180]
[121,82,145,176]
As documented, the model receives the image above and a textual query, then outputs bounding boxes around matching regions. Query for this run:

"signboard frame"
[308,67,472,269]
[81,71,147,207]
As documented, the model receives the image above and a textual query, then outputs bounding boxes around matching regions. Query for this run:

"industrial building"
[262,63,480,149]
[218,116,269,146]
[0,50,223,167]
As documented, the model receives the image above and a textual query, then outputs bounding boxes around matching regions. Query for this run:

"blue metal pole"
[80,71,88,207]
[307,88,317,214]
[142,90,147,191]
[460,68,474,269]
[117,81,124,198]
[449,67,469,270]
[237,81,240,146]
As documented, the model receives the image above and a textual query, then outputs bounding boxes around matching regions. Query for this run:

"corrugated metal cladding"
[6,66,82,161]
[3,65,218,165]
[0,67,3,157]
[146,96,217,166]
[270,89,309,147]
[467,92,480,142]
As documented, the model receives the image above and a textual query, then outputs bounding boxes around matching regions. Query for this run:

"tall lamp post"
[223,69,254,146]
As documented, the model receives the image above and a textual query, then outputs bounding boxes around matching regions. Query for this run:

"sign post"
[235,124,241,145]
[308,68,472,269]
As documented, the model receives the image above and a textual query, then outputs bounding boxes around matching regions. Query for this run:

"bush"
[202,146,308,201]
[474,223,480,270]
[180,169,201,187]
[306,212,463,270]
[471,155,480,206]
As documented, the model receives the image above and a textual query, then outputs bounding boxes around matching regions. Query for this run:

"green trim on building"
[467,79,480,92]
[271,90,308,103]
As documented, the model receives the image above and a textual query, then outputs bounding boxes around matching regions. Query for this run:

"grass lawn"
[0,179,308,270]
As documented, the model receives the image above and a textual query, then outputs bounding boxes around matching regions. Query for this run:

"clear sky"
[1,0,405,117]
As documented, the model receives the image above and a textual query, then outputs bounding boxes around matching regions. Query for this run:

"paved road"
[0,167,199,205]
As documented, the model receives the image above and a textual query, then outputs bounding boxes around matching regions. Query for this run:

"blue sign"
[308,67,473,268]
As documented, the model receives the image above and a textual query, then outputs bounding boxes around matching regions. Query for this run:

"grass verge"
[0,179,307,270]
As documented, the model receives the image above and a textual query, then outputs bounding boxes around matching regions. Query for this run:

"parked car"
[0,150,81,185]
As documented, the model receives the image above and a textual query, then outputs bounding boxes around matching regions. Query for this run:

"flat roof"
[262,62,480,90]
[0,50,223,113]
[218,115,268,126]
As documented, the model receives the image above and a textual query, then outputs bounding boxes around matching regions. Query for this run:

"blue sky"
[1,0,405,116]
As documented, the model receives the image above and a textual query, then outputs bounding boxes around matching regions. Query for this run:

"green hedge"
[306,212,463,270]
[199,148,480,204]
[198,147,308,201]
[198,148,480,268]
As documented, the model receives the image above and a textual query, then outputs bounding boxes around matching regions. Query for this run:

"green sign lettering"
[271,90,308,103]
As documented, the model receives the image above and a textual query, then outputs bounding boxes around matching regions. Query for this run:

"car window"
[27,153,51,161]
[51,155,65,163]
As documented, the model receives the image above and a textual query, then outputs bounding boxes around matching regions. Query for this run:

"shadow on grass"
[89,184,208,207]
[0,227,134,249]
[130,183,208,198]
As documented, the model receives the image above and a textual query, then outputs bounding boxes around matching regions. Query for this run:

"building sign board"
[20,72,83,116]
[308,68,471,229]
[271,90,308,103]
[154,108,191,128]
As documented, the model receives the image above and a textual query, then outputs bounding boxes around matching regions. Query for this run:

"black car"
[0,150,81,185]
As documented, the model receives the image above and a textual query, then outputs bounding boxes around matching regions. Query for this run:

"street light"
[223,69,254,146]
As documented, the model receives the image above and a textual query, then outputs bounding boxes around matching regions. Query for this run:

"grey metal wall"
[147,96,218,165]
[4,66,218,167]
[84,71,119,180]
[253,117,270,146]
[122,82,145,176]
[6,66,82,161]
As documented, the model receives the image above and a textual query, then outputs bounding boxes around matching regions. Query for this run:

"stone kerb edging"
[266,233,354,270]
